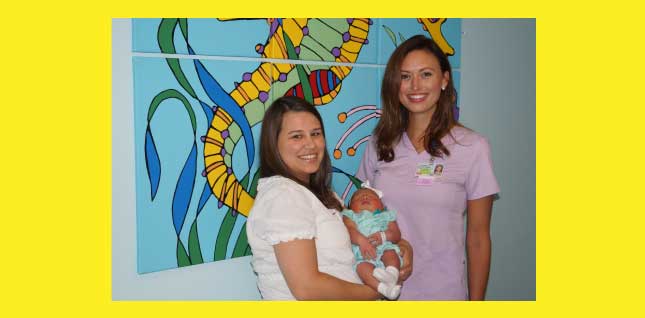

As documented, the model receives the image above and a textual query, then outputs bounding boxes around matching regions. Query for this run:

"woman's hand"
[397,239,413,283]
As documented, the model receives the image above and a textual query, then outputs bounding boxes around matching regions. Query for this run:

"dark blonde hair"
[259,96,342,211]
[375,35,460,161]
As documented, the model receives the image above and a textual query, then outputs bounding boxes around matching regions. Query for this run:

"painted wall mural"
[133,18,461,273]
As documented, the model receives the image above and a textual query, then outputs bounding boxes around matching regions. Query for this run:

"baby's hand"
[358,240,377,260]
[367,232,383,246]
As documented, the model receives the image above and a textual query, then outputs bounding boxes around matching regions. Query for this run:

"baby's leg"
[357,261,400,300]
[381,249,401,283]
[356,262,379,291]
[381,249,401,270]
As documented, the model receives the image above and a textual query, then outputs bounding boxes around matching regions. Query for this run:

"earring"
[441,86,446,91]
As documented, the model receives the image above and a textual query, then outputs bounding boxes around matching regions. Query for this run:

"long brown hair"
[259,96,342,211]
[375,35,460,161]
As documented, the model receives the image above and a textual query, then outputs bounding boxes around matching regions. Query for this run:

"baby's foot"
[377,282,401,300]
[385,266,400,283]
[373,267,397,284]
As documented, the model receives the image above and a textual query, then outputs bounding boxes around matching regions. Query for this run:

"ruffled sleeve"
[341,209,357,223]
[381,209,397,223]
[251,181,317,245]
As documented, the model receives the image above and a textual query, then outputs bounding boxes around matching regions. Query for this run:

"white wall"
[460,19,536,300]
[112,18,535,300]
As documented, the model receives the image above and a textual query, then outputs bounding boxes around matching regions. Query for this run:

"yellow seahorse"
[418,18,455,55]
[203,18,372,217]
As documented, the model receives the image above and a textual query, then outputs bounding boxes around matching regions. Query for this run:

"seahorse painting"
[133,18,461,273]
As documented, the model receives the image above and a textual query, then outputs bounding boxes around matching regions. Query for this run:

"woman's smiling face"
[277,111,326,185]
[398,49,450,117]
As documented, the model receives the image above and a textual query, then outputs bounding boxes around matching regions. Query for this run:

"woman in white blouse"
[246,96,412,300]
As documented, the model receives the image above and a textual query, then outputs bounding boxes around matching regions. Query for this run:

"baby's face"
[349,188,384,212]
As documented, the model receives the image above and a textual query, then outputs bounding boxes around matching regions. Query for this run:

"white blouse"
[246,176,361,300]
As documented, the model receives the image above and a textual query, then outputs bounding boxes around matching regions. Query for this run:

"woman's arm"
[466,195,494,300]
[274,239,381,300]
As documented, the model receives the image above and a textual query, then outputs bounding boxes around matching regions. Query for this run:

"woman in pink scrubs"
[357,35,499,300]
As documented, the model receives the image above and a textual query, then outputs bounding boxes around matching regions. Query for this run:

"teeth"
[300,154,316,160]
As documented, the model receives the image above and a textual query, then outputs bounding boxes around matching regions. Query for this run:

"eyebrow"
[400,67,437,73]
[286,127,322,134]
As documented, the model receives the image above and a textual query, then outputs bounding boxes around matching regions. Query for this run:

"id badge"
[416,162,434,186]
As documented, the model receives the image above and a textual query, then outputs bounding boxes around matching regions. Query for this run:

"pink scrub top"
[356,126,499,300]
